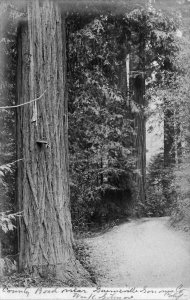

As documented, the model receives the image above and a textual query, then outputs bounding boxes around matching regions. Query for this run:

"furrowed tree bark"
[129,39,146,206]
[16,0,89,285]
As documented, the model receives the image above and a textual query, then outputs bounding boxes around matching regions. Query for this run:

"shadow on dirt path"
[85,217,190,287]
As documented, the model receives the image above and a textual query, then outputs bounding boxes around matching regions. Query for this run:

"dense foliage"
[141,152,175,217]
[67,8,180,229]
[169,13,190,230]
[68,15,135,229]
[143,2,190,227]
[0,4,20,257]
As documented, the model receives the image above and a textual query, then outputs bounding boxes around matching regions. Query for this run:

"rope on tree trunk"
[0,89,47,110]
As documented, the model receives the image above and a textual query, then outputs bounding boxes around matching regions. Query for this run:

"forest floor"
[84,216,190,287]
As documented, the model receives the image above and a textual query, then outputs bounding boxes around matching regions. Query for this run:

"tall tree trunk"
[118,51,146,208]
[163,99,175,200]
[173,106,182,167]
[133,74,146,204]
[132,35,146,206]
[16,0,89,284]
[164,105,175,168]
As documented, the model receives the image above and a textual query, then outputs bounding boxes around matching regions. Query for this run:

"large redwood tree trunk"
[16,0,88,284]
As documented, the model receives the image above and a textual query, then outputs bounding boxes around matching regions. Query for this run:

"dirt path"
[85,217,190,287]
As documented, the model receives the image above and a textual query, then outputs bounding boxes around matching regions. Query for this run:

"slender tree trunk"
[174,107,182,167]
[132,35,146,206]
[118,51,146,208]
[163,102,175,202]
[163,101,181,205]
[133,74,146,204]
[16,0,89,284]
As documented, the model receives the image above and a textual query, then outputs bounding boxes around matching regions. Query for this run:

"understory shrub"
[171,157,190,231]
[170,197,190,231]
[140,152,175,217]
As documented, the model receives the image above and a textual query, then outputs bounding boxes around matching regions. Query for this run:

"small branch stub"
[36,140,48,147]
